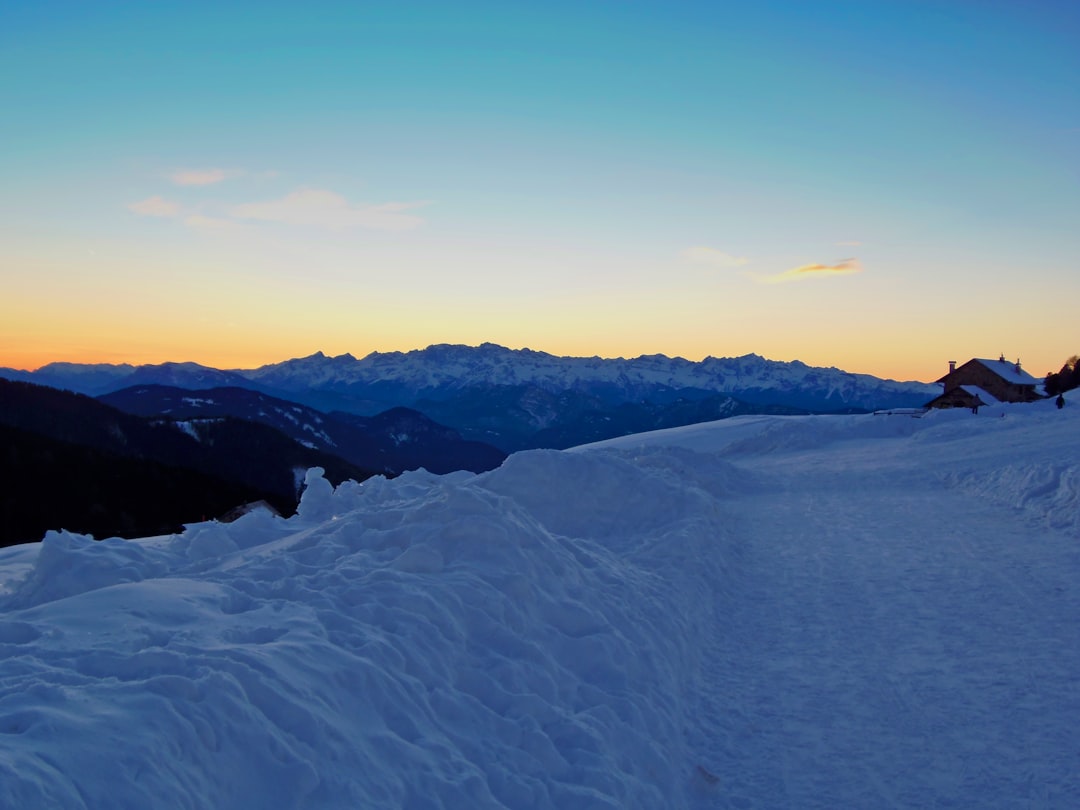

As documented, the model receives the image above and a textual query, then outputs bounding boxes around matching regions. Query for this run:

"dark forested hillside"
[0,379,376,546]
[99,385,506,474]
[0,424,276,547]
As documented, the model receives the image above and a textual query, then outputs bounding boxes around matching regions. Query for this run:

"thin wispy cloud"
[128,196,181,217]
[758,258,862,284]
[170,168,232,186]
[835,241,862,247]
[680,246,749,268]
[230,188,428,231]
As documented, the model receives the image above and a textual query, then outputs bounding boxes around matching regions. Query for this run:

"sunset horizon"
[0,338,1057,386]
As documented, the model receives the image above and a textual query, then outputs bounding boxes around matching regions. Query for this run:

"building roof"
[926,385,996,408]
[971,357,1041,385]
[937,356,1042,386]
[959,385,999,405]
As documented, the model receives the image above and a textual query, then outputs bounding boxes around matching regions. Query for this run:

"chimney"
[1015,358,1021,375]
[948,360,956,374]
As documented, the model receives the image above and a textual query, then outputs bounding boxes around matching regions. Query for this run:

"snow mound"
[0,454,737,808]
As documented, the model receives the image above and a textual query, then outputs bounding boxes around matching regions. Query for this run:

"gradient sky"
[2,0,1078,382]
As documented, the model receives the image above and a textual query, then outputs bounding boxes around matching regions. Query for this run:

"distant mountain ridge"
[1,344,941,451]
[2,343,940,412]
[243,343,938,410]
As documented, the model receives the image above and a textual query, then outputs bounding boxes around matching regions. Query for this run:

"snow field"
[1,394,1078,808]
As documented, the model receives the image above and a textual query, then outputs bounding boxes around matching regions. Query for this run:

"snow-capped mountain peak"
[240,343,938,412]
[1,344,941,422]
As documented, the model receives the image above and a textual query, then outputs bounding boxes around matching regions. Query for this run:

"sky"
[2,0,1078,382]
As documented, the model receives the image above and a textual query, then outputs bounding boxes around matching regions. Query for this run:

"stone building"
[926,355,1043,410]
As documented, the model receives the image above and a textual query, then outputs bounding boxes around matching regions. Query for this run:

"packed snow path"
[690,477,1079,808]
[1,400,1078,808]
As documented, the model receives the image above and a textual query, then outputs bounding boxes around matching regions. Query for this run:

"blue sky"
[2,0,1078,379]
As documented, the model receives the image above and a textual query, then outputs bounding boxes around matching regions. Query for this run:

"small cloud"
[681,246,750,268]
[128,196,181,217]
[170,168,231,186]
[758,258,863,284]
[835,240,862,247]
[230,188,427,231]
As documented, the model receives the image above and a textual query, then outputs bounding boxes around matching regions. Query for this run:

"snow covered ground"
[1,396,1078,808]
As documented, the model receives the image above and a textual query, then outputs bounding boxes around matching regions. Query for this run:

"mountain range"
[2,343,941,451]
[1,345,946,543]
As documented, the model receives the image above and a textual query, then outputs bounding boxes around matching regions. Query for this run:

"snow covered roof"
[970,357,1041,385]
[959,385,1000,405]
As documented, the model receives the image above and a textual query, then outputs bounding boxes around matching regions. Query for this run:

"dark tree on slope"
[1044,356,1080,396]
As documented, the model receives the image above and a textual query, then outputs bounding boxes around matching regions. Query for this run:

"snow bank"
[0,450,741,808]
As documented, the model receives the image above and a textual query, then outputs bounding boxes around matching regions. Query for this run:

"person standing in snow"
[1057,394,1065,409]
